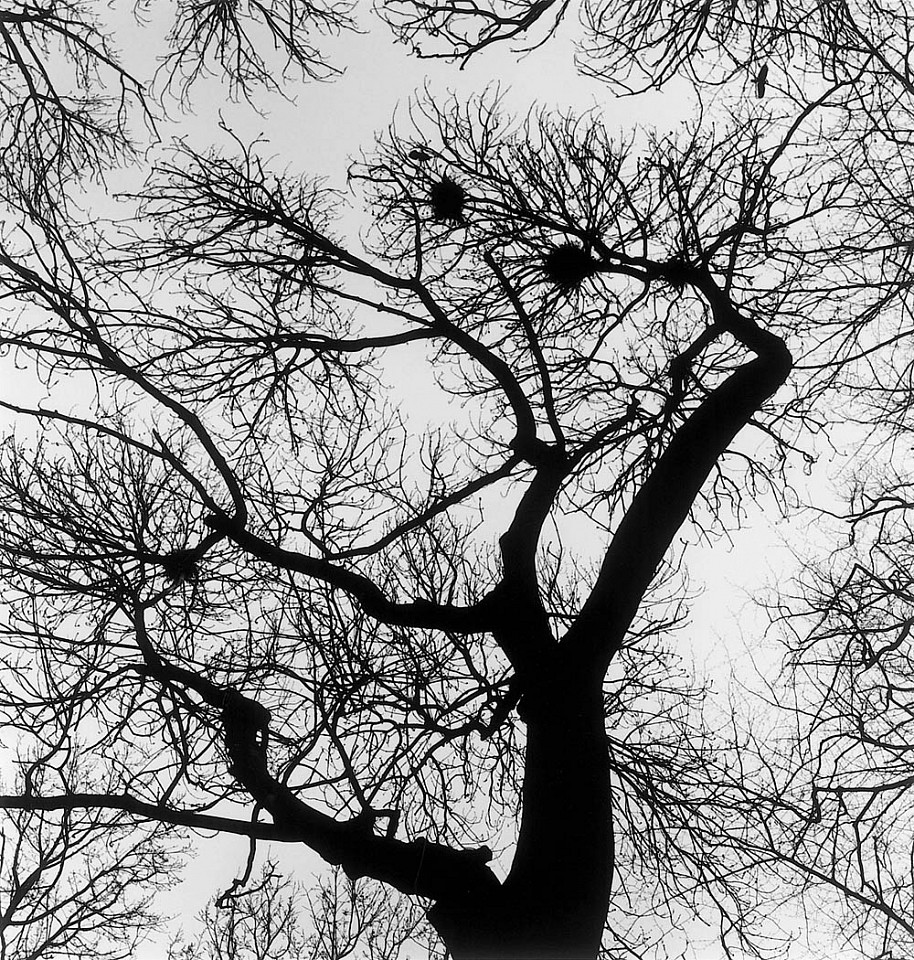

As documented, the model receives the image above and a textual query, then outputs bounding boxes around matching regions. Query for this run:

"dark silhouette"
[0,4,912,960]
[0,94,884,956]
[429,175,468,222]
[541,242,598,291]
[161,548,200,584]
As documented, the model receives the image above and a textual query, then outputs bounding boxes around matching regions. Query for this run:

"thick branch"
[0,792,500,903]
[205,514,497,633]
[274,327,436,352]
[490,453,568,670]
[0,793,298,840]
[563,326,792,670]
[128,625,501,906]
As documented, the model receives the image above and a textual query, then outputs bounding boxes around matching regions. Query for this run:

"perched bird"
[408,148,431,163]
[755,63,769,98]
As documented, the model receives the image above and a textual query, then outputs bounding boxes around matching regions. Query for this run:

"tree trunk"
[429,670,612,959]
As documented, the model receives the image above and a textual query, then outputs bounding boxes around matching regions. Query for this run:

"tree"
[167,862,432,960]
[0,768,173,960]
[0,1,357,221]
[0,3,911,959]
[757,160,914,945]
[378,0,914,104]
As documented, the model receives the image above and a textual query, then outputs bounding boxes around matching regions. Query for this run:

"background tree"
[0,0,358,217]
[377,0,914,104]
[167,862,433,960]
[754,150,914,950]
[0,767,172,960]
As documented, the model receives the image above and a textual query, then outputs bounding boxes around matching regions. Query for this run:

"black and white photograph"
[0,3,911,958]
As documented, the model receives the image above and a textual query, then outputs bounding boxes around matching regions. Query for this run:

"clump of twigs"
[542,242,597,292]
[662,257,694,289]
[161,549,199,584]
[428,176,467,223]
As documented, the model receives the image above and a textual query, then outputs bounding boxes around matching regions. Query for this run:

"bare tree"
[0,0,913,957]
[139,0,357,100]
[758,380,914,954]
[376,0,914,106]
[0,70,900,957]
[168,861,433,960]
[0,0,357,217]
[0,764,174,960]
[0,1,146,213]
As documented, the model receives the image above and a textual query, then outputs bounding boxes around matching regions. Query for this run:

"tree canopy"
[0,2,913,958]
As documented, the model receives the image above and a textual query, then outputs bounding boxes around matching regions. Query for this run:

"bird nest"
[161,549,199,584]
[542,242,597,292]
[428,177,467,223]
[663,257,693,289]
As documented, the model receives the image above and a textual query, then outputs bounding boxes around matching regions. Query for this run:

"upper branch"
[484,250,565,450]
[139,144,541,454]
[563,287,792,671]
[410,281,540,452]
[329,453,522,560]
